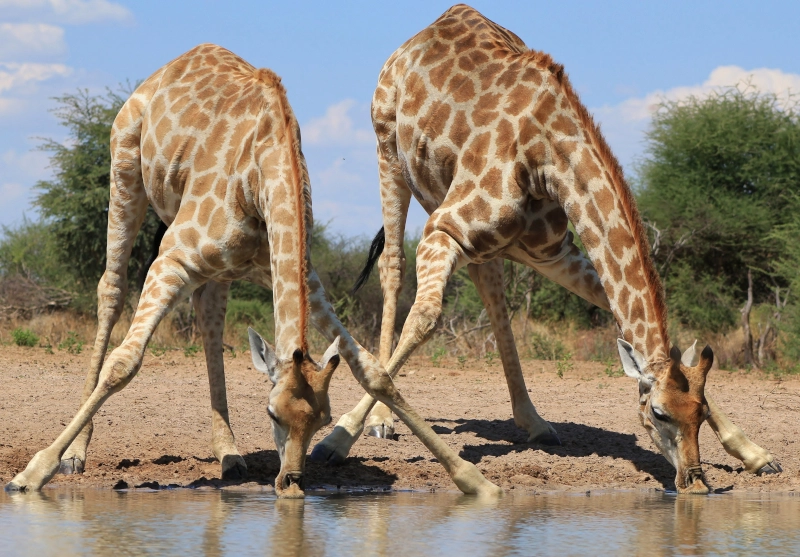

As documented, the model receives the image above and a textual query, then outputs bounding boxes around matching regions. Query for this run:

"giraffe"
[5,44,501,498]
[310,5,781,493]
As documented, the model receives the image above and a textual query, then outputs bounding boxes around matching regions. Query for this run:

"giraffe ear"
[311,336,340,395]
[249,327,279,384]
[617,339,647,381]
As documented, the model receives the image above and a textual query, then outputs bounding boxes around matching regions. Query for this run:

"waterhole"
[2,489,798,555]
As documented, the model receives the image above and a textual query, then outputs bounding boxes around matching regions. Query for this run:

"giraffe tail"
[136,220,168,290]
[351,226,385,294]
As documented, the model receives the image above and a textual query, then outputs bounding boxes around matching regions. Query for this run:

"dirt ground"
[1,345,799,494]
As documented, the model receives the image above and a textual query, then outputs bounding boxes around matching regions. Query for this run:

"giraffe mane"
[254,68,312,351]
[526,51,670,352]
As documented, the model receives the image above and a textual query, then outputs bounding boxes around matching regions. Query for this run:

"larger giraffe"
[5,44,500,498]
[311,5,781,493]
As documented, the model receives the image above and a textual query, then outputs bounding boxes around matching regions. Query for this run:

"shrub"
[12,328,39,347]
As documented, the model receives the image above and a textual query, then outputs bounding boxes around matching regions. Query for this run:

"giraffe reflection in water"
[2,490,800,555]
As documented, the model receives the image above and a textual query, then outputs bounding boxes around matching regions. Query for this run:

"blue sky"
[1,0,799,238]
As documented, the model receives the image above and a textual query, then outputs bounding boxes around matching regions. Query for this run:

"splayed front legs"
[306,268,501,497]
[6,256,195,492]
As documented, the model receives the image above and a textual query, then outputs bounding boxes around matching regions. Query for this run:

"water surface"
[1,488,798,556]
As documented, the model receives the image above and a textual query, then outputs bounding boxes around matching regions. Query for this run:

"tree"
[637,86,800,349]
[33,88,161,298]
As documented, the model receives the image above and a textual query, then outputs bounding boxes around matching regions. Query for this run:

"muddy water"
[1,489,799,556]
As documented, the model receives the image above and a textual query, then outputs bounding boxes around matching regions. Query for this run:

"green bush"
[12,328,39,347]
[57,331,84,354]
[529,331,568,361]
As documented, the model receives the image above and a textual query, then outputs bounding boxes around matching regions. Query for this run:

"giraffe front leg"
[7,255,195,492]
[706,395,782,475]
[467,260,559,445]
[194,281,247,480]
[306,265,501,497]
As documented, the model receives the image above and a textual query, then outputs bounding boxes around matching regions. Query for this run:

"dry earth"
[1,345,799,494]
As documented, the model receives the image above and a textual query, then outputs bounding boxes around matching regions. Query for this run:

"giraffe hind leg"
[365,146,412,439]
[61,157,152,474]
[468,260,560,445]
[193,281,247,480]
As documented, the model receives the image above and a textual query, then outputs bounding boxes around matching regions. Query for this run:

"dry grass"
[0,306,786,375]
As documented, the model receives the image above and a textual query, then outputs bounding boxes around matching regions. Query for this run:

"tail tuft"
[351,227,385,294]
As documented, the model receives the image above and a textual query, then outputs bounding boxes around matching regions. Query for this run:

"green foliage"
[555,352,573,378]
[31,88,161,298]
[637,86,800,332]
[11,328,39,347]
[603,359,624,377]
[529,331,568,361]
[57,331,84,354]
[770,204,800,365]
[184,344,201,357]
[0,219,65,286]
[430,346,447,367]
[225,298,274,348]
[664,262,738,331]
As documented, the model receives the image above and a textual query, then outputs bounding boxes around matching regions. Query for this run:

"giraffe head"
[618,339,713,494]
[248,328,339,498]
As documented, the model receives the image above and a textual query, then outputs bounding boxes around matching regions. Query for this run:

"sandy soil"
[1,345,799,494]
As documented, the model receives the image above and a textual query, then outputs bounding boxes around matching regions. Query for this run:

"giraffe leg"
[306,268,500,497]
[6,253,197,492]
[365,146,412,439]
[193,281,247,480]
[467,260,560,445]
[311,228,468,463]
[706,395,782,475]
[61,160,151,474]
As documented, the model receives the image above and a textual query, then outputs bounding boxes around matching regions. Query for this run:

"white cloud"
[0,62,72,93]
[303,99,374,146]
[0,23,66,61]
[608,66,800,123]
[2,150,51,180]
[0,0,132,25]
[593,66,800,170]
[0,182,26,201]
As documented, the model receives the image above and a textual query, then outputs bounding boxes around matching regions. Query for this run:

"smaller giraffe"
[5,44,500,498]
[312,5,781,493]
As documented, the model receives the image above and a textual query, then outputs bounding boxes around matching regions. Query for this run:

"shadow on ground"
[242,450,398,491]
[427,417,674,488]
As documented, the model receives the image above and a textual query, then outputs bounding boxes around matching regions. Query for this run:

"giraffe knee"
[99,356,139,393]
[405,304,441,343]
[97,272,127,315]
[360,370,396,401]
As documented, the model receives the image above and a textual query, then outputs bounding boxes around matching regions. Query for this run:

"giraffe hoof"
[220,455,247,480]
[756,460,783,475]
[308,443,346,466]
[59,457,85,475]
[365,423,395,439]
[4,481,27,493]
[530,432,561,446]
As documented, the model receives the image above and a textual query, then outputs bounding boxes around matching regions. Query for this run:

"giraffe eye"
[652,407,670,422]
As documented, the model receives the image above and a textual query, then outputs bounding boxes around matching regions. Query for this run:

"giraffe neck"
[256,69,312,358]
[530,64,669,364]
